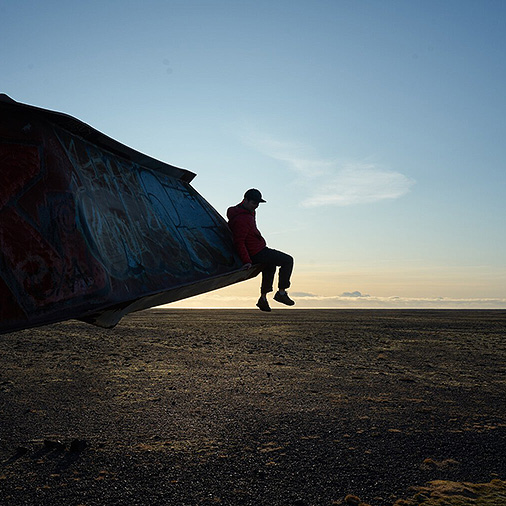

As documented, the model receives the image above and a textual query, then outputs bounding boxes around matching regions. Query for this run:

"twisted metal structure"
[0,95,259,333]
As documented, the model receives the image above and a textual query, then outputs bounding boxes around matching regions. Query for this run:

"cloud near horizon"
[340,291,370,298]
[292,291,370,298]
[246,136,415,207]
[167,292,506,309]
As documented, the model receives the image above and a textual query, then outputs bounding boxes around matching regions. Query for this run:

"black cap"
[244,188,266,203]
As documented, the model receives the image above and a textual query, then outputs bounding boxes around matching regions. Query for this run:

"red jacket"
[227,203,267,264]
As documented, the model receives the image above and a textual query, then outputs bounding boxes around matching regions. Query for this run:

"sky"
[1,0,505,309]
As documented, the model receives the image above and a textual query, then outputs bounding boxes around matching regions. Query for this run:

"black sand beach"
[1,309,505,505]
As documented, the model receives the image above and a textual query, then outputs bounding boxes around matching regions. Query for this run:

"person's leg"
[257,268,274,312]
[251,249,276,294]
[276,252,293,291]
[251,249,276,311]
[260,264,276,295]
[252,247,294,296]
[260,248,294,306]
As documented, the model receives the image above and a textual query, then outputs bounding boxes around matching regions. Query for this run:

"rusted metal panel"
[0,95,259,334]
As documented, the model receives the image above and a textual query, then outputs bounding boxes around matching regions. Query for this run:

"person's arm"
[230,216,253,264]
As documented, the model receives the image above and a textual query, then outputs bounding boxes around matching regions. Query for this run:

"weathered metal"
[0,94,259,334]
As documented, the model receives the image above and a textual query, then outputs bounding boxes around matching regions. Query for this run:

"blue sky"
[2,0,505,308]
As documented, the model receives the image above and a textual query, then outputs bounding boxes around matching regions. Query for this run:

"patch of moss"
[392,479,506,506]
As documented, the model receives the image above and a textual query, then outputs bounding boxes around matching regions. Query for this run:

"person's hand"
[243,263,252,270]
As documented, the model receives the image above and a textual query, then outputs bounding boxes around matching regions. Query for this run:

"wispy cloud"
[245,135,415,207]
[301,163,415,208]
[246,137,333,178]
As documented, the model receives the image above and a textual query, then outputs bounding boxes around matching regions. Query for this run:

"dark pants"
[251,247,293,294]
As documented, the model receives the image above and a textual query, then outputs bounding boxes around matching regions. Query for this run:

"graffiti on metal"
[0,95,258,334]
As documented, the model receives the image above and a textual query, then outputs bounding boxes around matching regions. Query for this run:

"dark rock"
[344,495,361,506]
[69,439,87,453]
[15,446,28,456]
[44,440,65,451]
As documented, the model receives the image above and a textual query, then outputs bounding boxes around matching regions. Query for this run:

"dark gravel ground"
[1,309,505,505]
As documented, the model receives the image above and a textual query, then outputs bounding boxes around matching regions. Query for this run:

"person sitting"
[227,188,295,312]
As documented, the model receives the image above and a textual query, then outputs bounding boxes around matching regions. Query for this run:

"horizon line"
[151,307,506,311]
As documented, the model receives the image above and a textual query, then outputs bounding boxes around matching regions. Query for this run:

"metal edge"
[0,94,196,183]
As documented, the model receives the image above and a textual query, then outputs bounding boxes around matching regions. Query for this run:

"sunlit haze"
[2,0,505,308]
